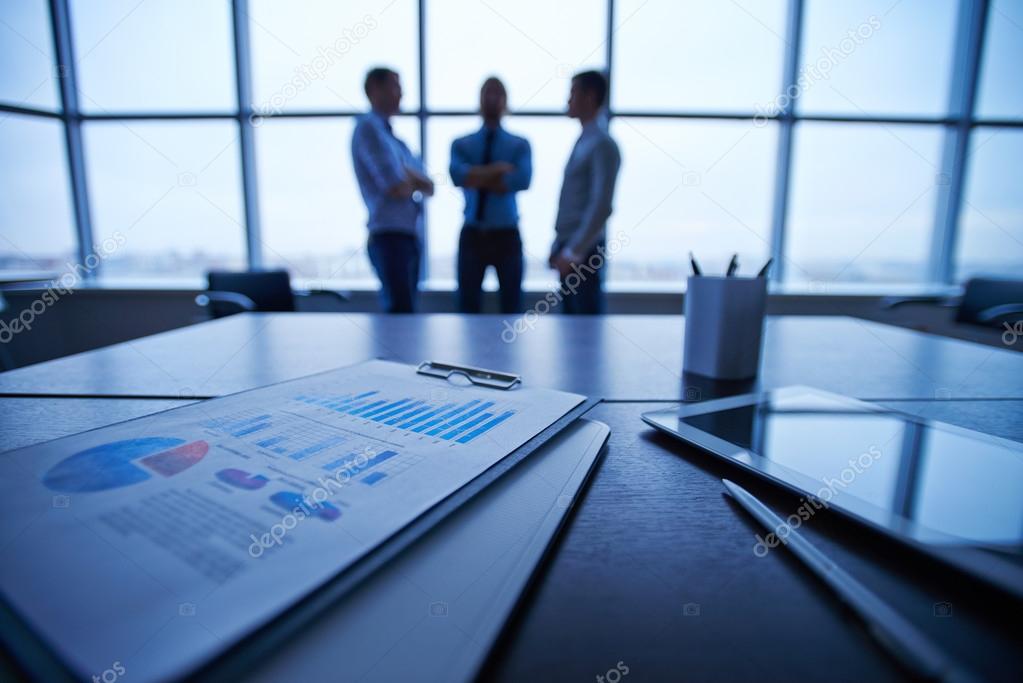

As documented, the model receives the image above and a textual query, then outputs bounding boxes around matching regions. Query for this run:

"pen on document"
[725,254,739,277]
[721,479,979,683]
[756,258,774,278]
[689,251,702,277]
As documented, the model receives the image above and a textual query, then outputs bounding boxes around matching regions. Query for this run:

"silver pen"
[722,479,979,683]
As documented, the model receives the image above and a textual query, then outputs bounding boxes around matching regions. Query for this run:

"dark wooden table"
[1,313,1021,682]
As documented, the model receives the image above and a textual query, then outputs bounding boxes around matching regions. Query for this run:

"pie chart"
[43,437,209,493]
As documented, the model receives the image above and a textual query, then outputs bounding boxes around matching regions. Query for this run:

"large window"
[976,0,1023,120]
[796,0,958,117]
[83,121,247,280]
[955,128,1023,280]
[612,119,776,284]
[0,0,61,111]
[427,0,605,111]
[70,0,236,113]
[1,0,1021,290]
[786,123,943,284]
[0,114,77,270]
[249,0,419,113]
[612,0,786,114]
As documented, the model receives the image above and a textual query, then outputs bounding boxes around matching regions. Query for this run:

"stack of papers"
[0,360,587,681]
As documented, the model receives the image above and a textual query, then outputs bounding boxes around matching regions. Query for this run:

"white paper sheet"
[0,360,584,682]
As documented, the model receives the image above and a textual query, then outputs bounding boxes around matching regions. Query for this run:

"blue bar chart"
[288,435,347,462]
[294,390,517,444]
[323,448,399,474]
[204,410,351,462]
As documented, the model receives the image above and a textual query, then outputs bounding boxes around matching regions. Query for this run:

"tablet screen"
[672,390,1023,548]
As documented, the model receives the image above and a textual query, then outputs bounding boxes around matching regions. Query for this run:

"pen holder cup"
[683,275,767,380]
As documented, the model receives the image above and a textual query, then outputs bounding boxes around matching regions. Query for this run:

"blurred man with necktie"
[352,67,434,313]
[450,77,532,314]
[550,70,621,315]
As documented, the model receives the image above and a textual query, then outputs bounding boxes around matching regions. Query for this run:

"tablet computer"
[642,387,1023,599]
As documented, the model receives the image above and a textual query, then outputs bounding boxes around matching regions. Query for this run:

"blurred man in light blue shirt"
[351,67,433,313]
[450,77,532,313]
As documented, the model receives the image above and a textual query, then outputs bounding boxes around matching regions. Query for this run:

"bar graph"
[323,448,398,475]
[288,435,347,462]
[204,410,351,463]
[425,402,494,436]
[293,390,517,444]
[455,411,515,443]
[232,422,270,437]
[203,413,272,438]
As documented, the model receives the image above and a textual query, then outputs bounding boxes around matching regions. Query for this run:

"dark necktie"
[474,128,497,225]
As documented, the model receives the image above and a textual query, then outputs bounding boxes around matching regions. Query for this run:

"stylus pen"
[689,251,702,276]
[756,257,773,278]
[721,480,979,683]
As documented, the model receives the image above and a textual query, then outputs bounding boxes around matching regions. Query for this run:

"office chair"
[1,272,62,371]
[953,278,1023,327]
[0,291,11,371]
[881,277,1023,328]
[196,269,349,319]
[880,277,1023,350]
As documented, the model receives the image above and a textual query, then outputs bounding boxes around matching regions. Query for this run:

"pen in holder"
[683,275,768,380]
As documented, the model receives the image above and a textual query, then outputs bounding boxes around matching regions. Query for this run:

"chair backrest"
[956,277,1023,326]
[206,270,296,317]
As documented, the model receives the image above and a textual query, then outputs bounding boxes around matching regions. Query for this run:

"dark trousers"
[367,232,420,314]
[558,241,605,315]
[457,226,523,314]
